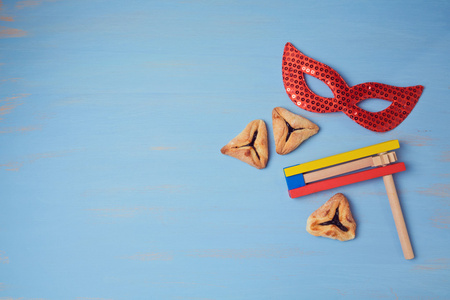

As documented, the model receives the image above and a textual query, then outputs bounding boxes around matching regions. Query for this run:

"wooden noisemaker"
[284,140,414,259]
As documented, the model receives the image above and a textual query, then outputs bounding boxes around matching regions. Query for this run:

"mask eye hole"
[304,74,334,98]
[356,98,392,112]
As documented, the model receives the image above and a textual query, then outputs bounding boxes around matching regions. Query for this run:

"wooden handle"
[383,174,414,259]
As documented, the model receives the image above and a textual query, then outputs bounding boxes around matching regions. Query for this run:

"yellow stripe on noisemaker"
[284,140,400,177]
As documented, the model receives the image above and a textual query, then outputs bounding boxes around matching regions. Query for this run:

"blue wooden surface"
[1,0,449,299]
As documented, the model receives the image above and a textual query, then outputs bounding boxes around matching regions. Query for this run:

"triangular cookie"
[220,120,269,169]
[272,107,319,155]
[306,193,356,241]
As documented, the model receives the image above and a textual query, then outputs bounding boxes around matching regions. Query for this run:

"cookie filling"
[240,130,260,160]
[318,207,348,232]
[285,121,304,142]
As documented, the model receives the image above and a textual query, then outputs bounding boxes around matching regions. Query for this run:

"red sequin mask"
[282,43,424,132]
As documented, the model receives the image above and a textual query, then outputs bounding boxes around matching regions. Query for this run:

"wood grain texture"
[0,0,449,299]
